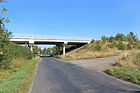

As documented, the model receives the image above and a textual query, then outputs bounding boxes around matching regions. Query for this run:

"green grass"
[106,66,140,85]
[0,59,39,93]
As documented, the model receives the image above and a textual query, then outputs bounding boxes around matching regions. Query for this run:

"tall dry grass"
[112,49,140,70]
[0,58,27,82]
[105,50,140,85]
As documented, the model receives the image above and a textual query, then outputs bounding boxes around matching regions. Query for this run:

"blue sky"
[4,0,140,40]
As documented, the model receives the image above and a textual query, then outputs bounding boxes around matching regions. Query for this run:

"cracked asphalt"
[31,56,140,93]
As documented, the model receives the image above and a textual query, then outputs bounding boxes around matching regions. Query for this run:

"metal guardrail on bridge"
[11,34,91,41]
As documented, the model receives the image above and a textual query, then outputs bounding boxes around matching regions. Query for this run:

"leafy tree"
[42,48,47,54]
[109,36,115,43]
[127,32,137,43]
[33,46,40,57]
[0,1,33,69]
[38,48,43,55]
[115,33,126,41]
[101,36,107,43]
[0,1,12,68]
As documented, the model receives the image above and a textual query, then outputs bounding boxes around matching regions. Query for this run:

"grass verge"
[106,66,140,85]
[0,59,39,93]
[105,50,140,85]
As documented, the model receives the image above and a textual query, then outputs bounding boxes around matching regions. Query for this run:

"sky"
[3,0,140,40]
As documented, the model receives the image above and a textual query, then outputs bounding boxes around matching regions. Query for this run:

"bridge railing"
[11,34,91,41]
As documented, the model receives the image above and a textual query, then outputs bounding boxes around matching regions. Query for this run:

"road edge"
[28,58,41,93]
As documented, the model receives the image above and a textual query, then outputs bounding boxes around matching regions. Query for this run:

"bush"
[95,44,102,51]
[20,46,33,59]
[133,45,137,49]
[106,67,140,85]
[118,43,127,50]
[101,36,107,43]
[90,39,95,43]
[0,42,33,69]
[96,41,101,44]
[107,42,117,48]
[127,44,132,50]
[136,42,140,49]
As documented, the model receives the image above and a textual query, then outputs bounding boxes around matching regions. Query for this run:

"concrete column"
[30,45,33,51]
[29,40,34,52]
[63,42,67,55]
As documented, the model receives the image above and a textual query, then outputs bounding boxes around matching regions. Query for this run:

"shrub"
[96,41,101,45]
[136,42,140,49]
[0,42,33,69]
[20,46,33,59]
[95,44,102,51]
[107,42,117,48]
[109,36,115,43]
[107,44,112,48]
[127,44,132,50]
[101,36,107,43]
[33,46,40,57]
[118,43,127,50]
[90,39,95,43]
[133,45,137,49]
[106,67,140,85]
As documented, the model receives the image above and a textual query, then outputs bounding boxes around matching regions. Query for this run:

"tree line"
[96,32,140,51]
[0,1,40,69]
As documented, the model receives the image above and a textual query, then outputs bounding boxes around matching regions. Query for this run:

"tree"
[0,1,12,68]
[33,46,39,57]
[115,33,126,41]
[109,36,114,43]
[0,1,33,69]
[127,32,137,43]
[43,48,47,54]
[101,36,107,43]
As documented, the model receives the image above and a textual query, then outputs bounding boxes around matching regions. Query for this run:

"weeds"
[0,59,39,93]
[106,50,140,85]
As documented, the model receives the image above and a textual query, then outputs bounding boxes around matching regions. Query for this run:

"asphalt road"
[31,56,140,93]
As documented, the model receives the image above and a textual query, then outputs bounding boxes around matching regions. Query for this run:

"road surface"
[31,56,140,93]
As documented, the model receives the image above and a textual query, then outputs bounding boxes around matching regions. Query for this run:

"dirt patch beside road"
[66,56,120,71]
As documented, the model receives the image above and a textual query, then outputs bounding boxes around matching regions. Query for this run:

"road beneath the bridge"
[30,56,140,93]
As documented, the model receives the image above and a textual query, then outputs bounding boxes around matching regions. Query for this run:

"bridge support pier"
[63,42,67,55]
[29,40,34,52]
[29,44,34,52]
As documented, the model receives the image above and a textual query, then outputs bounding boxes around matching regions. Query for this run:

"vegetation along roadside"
[0,1,40,92]
[105,50,140,85]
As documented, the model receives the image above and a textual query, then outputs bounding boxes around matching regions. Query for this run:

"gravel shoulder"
[62,56,120,72]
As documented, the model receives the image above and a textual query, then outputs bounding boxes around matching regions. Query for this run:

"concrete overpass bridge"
[10,34,91,55]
